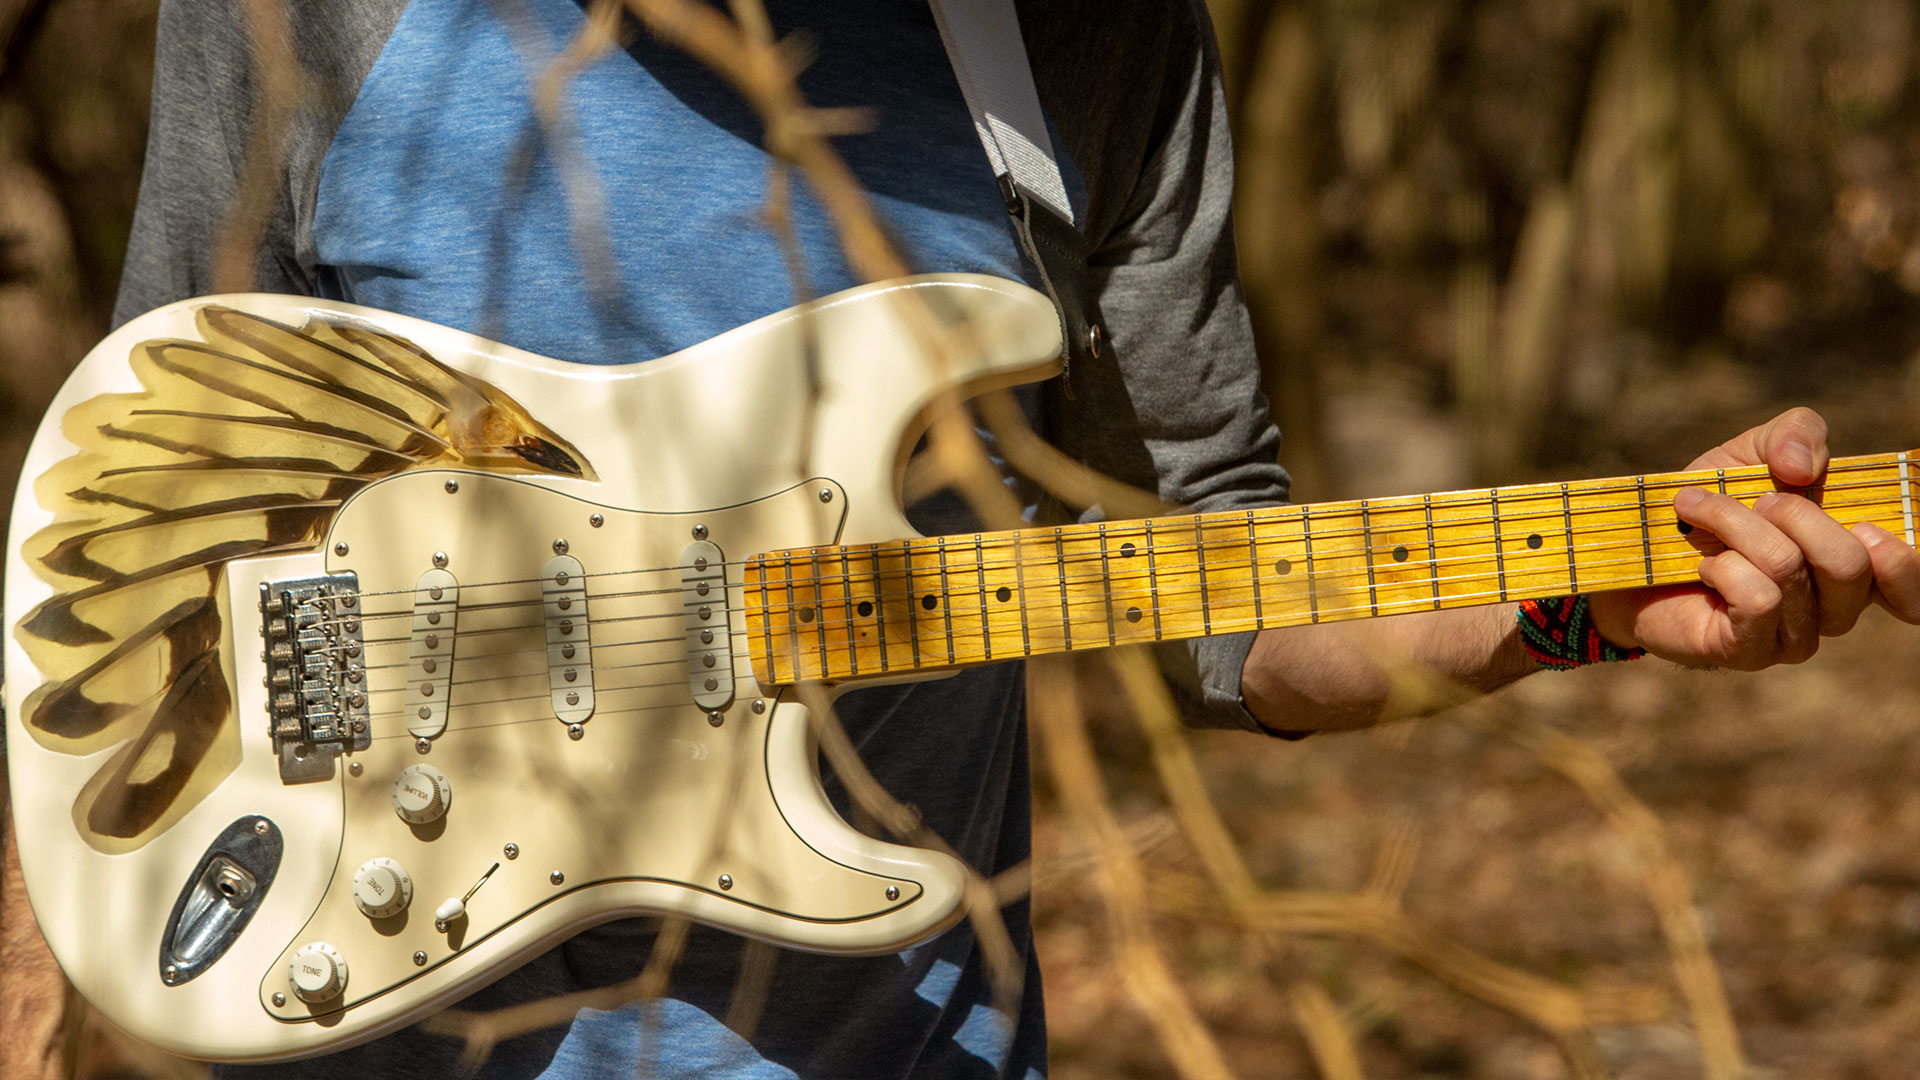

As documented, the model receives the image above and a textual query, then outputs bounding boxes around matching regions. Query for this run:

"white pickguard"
[3,274,1063,1060]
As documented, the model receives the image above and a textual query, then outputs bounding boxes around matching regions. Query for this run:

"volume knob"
[391,764,451,824]
[350,857,414,919]
[288,942,348,1003]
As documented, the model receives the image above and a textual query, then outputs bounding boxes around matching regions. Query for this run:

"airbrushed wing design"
[14,305,595,853]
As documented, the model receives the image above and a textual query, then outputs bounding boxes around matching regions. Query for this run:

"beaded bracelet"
[1516,594,1645,670]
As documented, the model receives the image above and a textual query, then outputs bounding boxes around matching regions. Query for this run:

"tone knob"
[288,942,348,1003]
[350,857,414,919]
[391,764,451,824]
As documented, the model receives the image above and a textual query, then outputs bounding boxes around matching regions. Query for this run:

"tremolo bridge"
[261,573,371,781]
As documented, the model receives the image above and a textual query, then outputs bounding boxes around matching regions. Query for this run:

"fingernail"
[1674,487,1707,512]
[1785,444,1815,479]
[1853,522,1891,546]
[1754,491,1780,512]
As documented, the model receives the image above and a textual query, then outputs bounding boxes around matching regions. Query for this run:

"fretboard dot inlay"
[1274,558,1293,576]
[1391,545,1408,562]
[1120,542,1137,559]
[1526,533,1543,550]
[797,606,814,623]
[1125,606,1142,623]
[856,600,874,617]
[921,594,938,611]
[996,586,1012,602]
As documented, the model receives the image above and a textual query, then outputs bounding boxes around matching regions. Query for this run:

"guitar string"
[341,534,1859,712]
[325,481,1909,662]
[302,457,1906,606]
[315,468,1910,637]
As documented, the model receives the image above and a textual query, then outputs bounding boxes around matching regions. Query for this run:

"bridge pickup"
[543,555,594,725]
[405,568,458,738]
[682,540,733,710]
[260,573,369,782]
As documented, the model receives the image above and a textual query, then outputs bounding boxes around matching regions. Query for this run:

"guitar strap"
[928,0,1101,386]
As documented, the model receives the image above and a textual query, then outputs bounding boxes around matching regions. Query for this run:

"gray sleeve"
[1030,0,1292,734]
[114,0,403,325]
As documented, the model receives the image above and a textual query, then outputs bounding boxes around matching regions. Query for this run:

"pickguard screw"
[444,479,459,494]
[589,513,604,528]
[568,723,584,740]
[164,965,178,983]
[254,819,271,836]
[334,542,349,556]
[349,761,363,777]
[550,871,565,886]
[707,711,724,727]
[886,886,900,901]
[416,737,431,755]
[718,874,733,891]
[504,843,519,860]
[413,951,428,966]
[818,488,833,503]
[553,538,569,555]
[692,524,708,540]
[433,552,449,568]
[751,699,767,715]
[272,992,287,1007]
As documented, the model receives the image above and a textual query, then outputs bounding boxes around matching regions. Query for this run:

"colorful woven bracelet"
[1516,594,1646,670]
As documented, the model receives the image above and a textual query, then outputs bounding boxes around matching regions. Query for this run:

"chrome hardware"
[550,871,565,886]
[334,542,349,556]
[886,886,901,901]
[433,551,449,568]
[818,488,833,503]
[707,711,724,727]
[413,951,428,967]
[503,843,519,860]
[444,479,459,494]
[682,540,734,710]
[261,573,371,781]
[272,993,286,1007]
[253,819,271,836]
[552,538,569,555]
[348,761,362,777]
[160,817,282,986]
[589,513,604,528]
[718,874,733,891]
[752,699,767,715]
[406,568,459,738]
[568,723,584,740]
[543,554,596,726]
[692,524,708,540]
[415,737,431,755]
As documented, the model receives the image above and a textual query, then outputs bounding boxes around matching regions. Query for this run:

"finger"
[1756,491,1873,636]
[1677,487,1817,663]
[1855,522,1920,623]
[1685,407,1830,487]
[1694,552,1791,669]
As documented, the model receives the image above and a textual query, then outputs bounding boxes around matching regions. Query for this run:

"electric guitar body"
[3,274,1063,1061]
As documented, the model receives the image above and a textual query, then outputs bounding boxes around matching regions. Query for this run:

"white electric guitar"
[7,274,1916,1062]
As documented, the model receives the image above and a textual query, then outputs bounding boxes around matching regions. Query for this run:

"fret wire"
[1193,515,1213,636]
[1423,493,1440,609]
[1097,523,1118,647]
[1302,503,1320,623]
[975,534,992,663]
[1636,475,1654,585]
[755,556,777,680]
[1360,499,1379,617]
[937,536,956,666]
[1245,510,1264,628]
[1560,483,1578,593]
[868,544,891,672]
[903,540,921,671]
[809,549,830,679]
[1054,528,1073,651]
[839,549,858,677]
[1490,488,1508,601]
[1145,518,1165,639]
[1014,530,1033,656]
[1902,452,1916,547]
[781,553,803,681]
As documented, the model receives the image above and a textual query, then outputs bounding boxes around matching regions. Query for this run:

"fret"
[974,535,993,663]
[1144,519,1164,638]
[1301,503,1319,623]
[808,550,831,679]
[1013,531,1033,656]
[902,541,922,670]
[1903,452,1916,547]
[1422,494,1440,608]
[1360,500,1379,617]
[1097,524,1118,646]
[839,549,858,677]
[1560,483,1578,593]
[1245,511,1264,627]
[1716,468,1727,495]
[936,536,956,666]
[756,555,779,681]
[1053,528,1072,652]
[781,553,804,680]
[867,544,890,672]
[1489,488,1509,602]
[1192,516,1213,636]
[1635,476,1654,585]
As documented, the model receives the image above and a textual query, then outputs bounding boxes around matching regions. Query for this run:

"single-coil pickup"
[544,555,594,725]
[682,540,734,710]
[405,568,459,738]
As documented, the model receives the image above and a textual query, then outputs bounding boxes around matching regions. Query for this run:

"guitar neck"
[743,451,1920,684]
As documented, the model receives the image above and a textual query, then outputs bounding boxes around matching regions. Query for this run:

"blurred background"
[4,0,1920,1076]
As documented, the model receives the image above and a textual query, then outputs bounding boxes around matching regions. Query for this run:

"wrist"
[1516,595,1646,670]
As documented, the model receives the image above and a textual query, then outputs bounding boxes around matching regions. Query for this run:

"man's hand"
[1587,407,1920,669]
